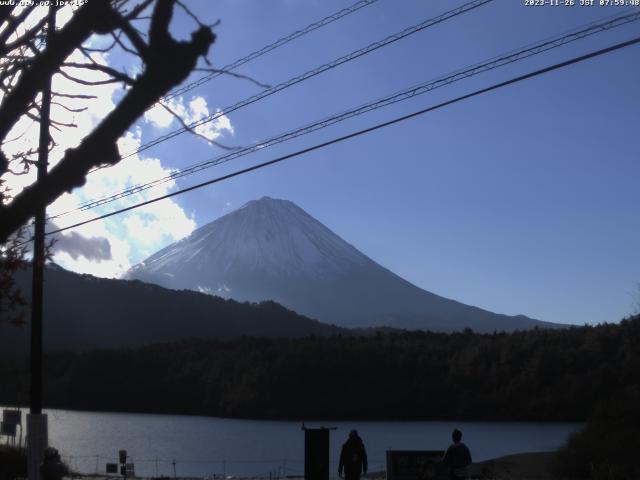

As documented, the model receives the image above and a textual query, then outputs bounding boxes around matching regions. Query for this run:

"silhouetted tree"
[552,385,640,479]
[0,223,29,327]
[0,0,221,329]
[0,0,216,243]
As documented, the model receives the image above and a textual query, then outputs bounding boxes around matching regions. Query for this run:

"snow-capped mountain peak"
[125,197,555,332]
[133,197,369,279]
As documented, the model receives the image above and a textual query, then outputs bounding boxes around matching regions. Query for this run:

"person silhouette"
[338,430,368,480]
[40,447,69,480]
[442,429,471,480]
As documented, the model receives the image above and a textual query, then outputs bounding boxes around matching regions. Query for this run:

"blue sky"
[39,0,640,326]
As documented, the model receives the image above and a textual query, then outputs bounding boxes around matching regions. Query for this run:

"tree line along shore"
[1,316,639,478]
[1,316,638,421]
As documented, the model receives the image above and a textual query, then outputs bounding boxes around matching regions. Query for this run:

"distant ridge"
[126,197,561,332]
[1,264,346,354]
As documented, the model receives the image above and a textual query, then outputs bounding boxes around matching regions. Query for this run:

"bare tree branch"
[81,36,120,54]
[52,91,98,99]
[112,12,150,58]
[175,0,219,29]
[51,101,88,113]
[77,46,102,65]
[194,67,271,89]
[0,14,49,57]
[125,0,156,21]
[0,0,116,175]
[62,61,136,85]
[175,0,205,28]
[109,30,140,57]
[0,0,216,242]
[0,4,37,48]
[50,117,77,129]
[57,69,121,86]
[0,7,14,28]
[158,101,238,150]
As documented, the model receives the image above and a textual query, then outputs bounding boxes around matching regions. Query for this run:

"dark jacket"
[442,443,471,478]
[338,436,368,477]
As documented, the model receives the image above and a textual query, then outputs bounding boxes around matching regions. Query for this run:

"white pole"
[27,413,48,480]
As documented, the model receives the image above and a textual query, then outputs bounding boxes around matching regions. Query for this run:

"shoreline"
[72,452,557,480]
[4,446,557,480]
[0,403,586,423]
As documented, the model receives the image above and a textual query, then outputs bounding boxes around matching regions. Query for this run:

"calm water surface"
[7,408,581,478]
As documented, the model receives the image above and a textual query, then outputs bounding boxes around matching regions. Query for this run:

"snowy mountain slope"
[125,197,559,332]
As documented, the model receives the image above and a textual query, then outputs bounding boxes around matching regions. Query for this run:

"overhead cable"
[164,0,380,101]
[50,10,640,219]
[120,0,494,159]
[44,35,640,237]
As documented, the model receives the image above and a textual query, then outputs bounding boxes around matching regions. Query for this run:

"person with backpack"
[338,430,368,480]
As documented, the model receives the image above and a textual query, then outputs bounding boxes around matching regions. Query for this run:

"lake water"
[5,408,581,478]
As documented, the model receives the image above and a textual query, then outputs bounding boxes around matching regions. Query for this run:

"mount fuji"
[125,197,557,332]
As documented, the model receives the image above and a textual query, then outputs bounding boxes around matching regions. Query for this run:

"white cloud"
[144,95,234,144]
[0,44,142,278]
[2,47,122,194]
[52,223,133,279]
[1,29,200,278]
[49,129,197,277]
[144,97,186,129]
[0,10,243,279]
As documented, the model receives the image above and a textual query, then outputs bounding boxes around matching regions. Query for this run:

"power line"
[54,9,639,217]
[44,35,640,238]
[164,0,380,101]
[118,0,494,159]
[50,10,640,219]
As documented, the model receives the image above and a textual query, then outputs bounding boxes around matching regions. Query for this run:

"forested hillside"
[1,265,345,354]
[1,316,638,420]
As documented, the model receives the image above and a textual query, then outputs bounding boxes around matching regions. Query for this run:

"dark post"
[119,450,127,480]
[31,2,56,418]
[304,428,330,480]
[27,6,55,480]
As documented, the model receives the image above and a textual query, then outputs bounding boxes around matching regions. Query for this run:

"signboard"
[125,463,135,476]
[106,463,118,474]
[1,421,17,436]
[386,450,446,480]
[2,409,21,425]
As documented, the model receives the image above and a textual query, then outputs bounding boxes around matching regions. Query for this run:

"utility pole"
[27,5,56,480]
